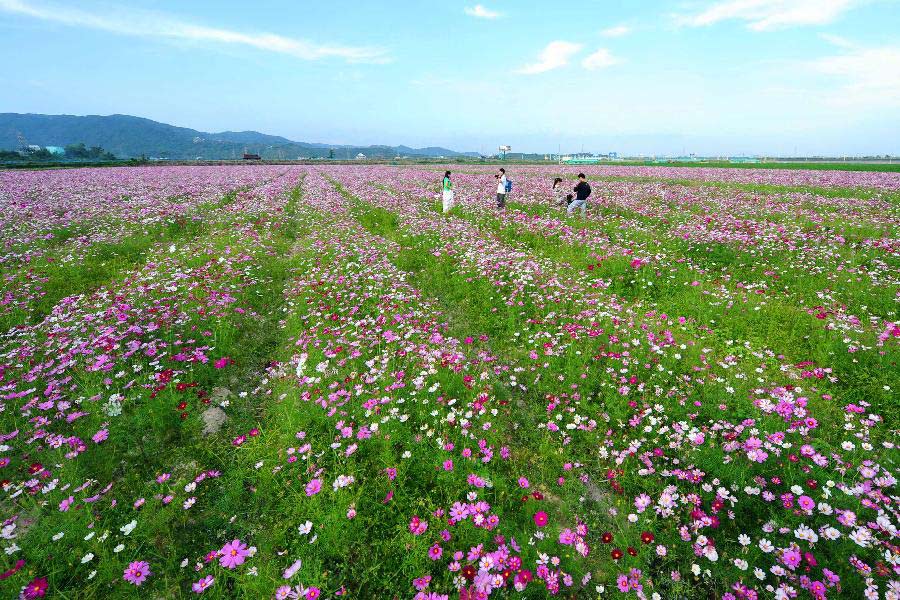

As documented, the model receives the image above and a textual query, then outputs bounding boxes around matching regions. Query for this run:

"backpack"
[505,178,513,193]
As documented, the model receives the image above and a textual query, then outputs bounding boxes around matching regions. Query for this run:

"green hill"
[0,113,476,159]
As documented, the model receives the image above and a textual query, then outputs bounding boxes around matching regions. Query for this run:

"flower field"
[0,164,897,599]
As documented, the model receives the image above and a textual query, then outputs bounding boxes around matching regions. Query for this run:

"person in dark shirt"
[568,173,591,216]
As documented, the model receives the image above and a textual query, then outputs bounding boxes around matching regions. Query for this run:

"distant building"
[729,156,759,163]
[242,153,261,160]
[46,146,65,155]
[355,153,366,160]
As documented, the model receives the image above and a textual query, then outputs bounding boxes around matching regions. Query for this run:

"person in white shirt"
[495,168,508,208]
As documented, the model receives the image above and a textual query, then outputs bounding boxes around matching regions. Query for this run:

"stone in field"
[201,407,228,436]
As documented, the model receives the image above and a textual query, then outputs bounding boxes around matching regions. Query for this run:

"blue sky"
[1,0,898,155]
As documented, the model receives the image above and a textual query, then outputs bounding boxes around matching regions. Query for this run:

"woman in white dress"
[442,171,454,213]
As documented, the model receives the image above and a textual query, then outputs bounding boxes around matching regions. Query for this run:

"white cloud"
[676,0,861,31]
[0,0,390,63]
[600,25,631,37]
[464,4,502,19]
[582,48,620,70]
[811,44,900,108]
[517,41,582,75]
[818,33,856,49]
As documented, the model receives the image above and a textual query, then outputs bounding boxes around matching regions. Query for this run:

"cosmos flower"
[192,575,214,593]
[123,561,151,586]
[219,540,249,569]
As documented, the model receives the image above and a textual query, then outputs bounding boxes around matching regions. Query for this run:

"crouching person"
[568,173,591,216]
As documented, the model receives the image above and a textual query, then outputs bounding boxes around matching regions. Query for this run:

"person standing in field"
[495,168,508,209]
[567,173,591,216]
[441,170,454,213]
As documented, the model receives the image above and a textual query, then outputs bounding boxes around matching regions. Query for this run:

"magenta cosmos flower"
[219,539,249,569]
[123,560,151,586]
[22,577,48,599]
[305,478,322,496]
[533,511,549,527]
[428,543,443,560]
[192,575,214,593]
[408,516,428,535]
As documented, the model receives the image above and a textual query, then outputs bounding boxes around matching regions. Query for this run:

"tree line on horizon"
[0,143,117,162]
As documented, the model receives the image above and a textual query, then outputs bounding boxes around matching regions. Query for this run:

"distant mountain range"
[0,113,478,159]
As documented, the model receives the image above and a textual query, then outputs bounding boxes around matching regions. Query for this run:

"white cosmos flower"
[120,520,137,535]
[850,528,872,547]
[794,525,818,543]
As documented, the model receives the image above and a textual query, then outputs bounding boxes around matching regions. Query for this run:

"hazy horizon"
[1,0,899,156]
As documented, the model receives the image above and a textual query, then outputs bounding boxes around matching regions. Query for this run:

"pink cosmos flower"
[192,575,214,593]
[92,429,109,444]
[797,495,815,512]
[409,516,428,535]
[306,589,320,600]
[275,586,292,600]
[305,478,322,496]
[782,549,801,570]
[283,559,302,579]
[22,577,48,599]
[123,560,151,586]
[518,477,530,488]
[219,539,249,569]
[428,543,443,560]
[59,496,74,512]
[533,511,548,527]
